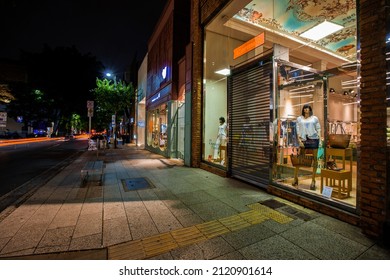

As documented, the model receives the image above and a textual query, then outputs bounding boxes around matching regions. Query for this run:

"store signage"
[162,66,167,79]
[146,84,171,109]
[151,92,161,103]
[233,32,265,59]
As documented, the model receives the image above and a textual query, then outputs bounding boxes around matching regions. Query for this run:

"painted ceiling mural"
[234,0,357,60]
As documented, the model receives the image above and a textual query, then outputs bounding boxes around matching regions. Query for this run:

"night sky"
[0,0,168,73]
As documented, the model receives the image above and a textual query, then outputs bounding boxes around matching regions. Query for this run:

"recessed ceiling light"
[300,21,344,41]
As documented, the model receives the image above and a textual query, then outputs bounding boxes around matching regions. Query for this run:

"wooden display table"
[320,169,352,199]
[321,148,353,199]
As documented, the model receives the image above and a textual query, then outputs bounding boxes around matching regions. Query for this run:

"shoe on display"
[326,160,342,171]
[310,181,316,190]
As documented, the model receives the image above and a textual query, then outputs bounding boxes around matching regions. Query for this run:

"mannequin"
[293,104,321,190]
[213,117,227,161]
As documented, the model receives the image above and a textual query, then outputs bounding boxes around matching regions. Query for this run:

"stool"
[320,169,352,199]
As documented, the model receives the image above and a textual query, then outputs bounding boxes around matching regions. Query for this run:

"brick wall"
[359,0,389,240]
[190,0,202,167]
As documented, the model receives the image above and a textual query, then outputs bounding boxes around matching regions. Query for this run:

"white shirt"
[218,123,227,139]
[297,115,321,140]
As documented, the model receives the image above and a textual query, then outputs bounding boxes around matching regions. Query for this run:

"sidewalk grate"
[261,199,286,209]
[121,177,155,192]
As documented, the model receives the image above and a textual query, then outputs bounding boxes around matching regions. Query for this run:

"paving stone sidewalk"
[0,144,389,260]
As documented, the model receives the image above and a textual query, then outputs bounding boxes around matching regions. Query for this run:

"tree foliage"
[91,78,135,132]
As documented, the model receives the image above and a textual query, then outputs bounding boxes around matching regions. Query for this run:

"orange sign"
[233,32,265,59]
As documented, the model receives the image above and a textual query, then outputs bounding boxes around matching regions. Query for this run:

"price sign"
[322,186,333,199]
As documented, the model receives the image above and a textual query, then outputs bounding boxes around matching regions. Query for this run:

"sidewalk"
[0,144,389,260]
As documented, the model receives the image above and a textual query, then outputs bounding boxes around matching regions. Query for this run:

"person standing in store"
[293,104,321,190]
[213,117,227,162]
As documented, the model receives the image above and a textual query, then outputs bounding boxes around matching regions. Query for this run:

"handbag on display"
[290,150,313,167]
[328,134,351,149]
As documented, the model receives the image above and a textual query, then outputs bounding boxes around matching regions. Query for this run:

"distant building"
[144,0,191,162]
[0,59,27,136]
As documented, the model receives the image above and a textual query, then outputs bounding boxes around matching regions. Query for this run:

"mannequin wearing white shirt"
[213,117,227,162]
[293,104,321,190]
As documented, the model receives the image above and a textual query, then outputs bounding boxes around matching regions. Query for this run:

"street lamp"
[105,72,117,84]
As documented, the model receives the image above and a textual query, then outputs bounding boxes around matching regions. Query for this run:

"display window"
[146,104,168,151]
[202,0,358,207]
[202,29,230,167]
[272,60,359,207]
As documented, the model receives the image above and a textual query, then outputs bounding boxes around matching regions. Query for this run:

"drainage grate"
[261,199,286,209]
[122,177,155,191]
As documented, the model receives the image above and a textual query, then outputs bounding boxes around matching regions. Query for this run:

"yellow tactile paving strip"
[170,226,206,247]
[108,202,294,260]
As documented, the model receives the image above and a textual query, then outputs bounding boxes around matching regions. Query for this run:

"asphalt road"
[0,138,88,211]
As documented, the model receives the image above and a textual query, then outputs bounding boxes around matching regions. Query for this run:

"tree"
[0,84,15,104]
[91,78,134,148]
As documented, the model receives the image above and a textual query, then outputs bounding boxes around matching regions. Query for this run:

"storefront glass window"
[146,104,168,151]
[272,60,359,207]
[202,30,229,167]
[202,0,358,207]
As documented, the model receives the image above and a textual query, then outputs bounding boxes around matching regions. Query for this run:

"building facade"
[145,0,191,161]
[135,55,148,148]
[190,0,390,243]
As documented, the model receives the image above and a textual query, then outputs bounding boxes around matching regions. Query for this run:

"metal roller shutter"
[228,58,272,186]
